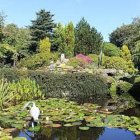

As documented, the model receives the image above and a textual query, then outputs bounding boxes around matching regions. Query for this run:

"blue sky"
[0,0,140,41]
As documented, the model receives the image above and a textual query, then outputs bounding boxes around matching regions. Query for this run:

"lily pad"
[72,122,82,126]
[52,124,62,128]
[63,123,73,127]
[79,126,90,131]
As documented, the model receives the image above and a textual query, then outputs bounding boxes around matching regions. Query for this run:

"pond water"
[1,98,140,140]
[17,126,137,140]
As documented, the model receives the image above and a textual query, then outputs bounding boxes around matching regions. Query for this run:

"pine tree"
[74,18,103,55]
[29,9,56,52]
[0,12,5,42]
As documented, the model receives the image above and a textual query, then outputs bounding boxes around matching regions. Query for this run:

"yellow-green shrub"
[103,56,136,74]
[88,54,98,65]
[18,52,58,69]
[39,37,51,53]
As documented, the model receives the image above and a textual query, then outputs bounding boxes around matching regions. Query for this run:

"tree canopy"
[53,22,75,58]
[74,18,103,55]
[29,9,56,52]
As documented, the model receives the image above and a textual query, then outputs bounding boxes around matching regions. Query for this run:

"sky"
[0,0,140,41]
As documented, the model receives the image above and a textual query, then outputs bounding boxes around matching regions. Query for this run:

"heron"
[22,101,40,128]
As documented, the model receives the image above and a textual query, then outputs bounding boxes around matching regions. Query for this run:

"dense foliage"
[29,9,56,52]
[52,22,75,57]
[18,52,58,69]
[103,42,120,57]
[0,10,139,70]
[0,8,140,140]
[67,57,87,68]
[103,56,136,74]
[74,18,103,55]
[109,18,140,68]
[0,68,109,105]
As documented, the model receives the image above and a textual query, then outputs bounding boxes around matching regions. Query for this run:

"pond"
[17,126,137,140]
[0,98,140,139]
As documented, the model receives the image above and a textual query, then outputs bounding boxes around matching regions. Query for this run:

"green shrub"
[18,52,58,69]
[29,71,108,105]
[103,42,120,57]
[0,68,109,105]
[103,56,136,74]
[103,56,127,70]
[0,68,20,81]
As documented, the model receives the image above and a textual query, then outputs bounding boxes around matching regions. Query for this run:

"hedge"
[0,68,109,105]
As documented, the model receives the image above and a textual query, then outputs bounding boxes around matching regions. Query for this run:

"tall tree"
[29,9,56,52]
[74,18,103,55]
[0,11,6,42]
[109,17,140,50]
[109,17,140,69]
[52,23,66,53]
[64,22,75,57]
[52,22,75,58]
[2,23,19,46]
[1,24,30,66]
[132,41,140,69]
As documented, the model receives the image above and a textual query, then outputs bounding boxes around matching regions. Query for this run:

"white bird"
[22,101,40,128]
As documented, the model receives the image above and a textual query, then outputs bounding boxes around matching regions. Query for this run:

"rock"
[49,61,55,71]
[64,58,69,63]
[56,60,61,65]
[103,69,117,75]
[0,126,3,130]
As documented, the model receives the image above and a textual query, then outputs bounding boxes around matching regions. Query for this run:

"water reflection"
[17,126,136,140]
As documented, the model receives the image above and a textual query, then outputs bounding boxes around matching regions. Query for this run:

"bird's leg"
[37,120,40,125]
[31,121,35,137]
[31,122,34,128]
